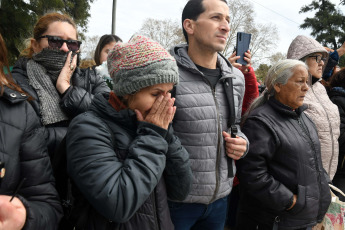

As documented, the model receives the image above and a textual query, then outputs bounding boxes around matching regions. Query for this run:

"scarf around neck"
[26,48,69,125]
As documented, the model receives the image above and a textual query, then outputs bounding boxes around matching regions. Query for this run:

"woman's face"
[32,21,78,53]
[124,83,174,119]
[99,41,116,64]
[305,52,325,79]
[274,66,309,110]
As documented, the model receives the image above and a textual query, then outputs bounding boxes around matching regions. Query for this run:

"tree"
[269,52,286,66]
[255,64,271,83]
[340,56,345,67]
[222,0,279,66]
[139,18,185,50]
[0,0,95,64]
[80,35,100,60]
[299,0,345,50]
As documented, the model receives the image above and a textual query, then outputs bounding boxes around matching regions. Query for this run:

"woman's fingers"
[144,94,175,129]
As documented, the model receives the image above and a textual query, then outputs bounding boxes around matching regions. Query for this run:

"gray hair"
[243,59,308,120]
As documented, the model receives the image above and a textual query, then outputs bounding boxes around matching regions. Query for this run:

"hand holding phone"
[235,32,251,66]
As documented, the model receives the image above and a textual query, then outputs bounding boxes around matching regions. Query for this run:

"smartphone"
[230,125,238,138]
[235,32,251,66]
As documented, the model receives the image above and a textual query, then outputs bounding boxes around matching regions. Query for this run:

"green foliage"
[0,0,36,64]
[106,79,113,90]
[0,0,94,65]
[339,55,345,67]
[299,0,345,50]
[255,64,271,83]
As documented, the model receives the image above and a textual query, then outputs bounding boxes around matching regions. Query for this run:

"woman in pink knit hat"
[65,35,192,230]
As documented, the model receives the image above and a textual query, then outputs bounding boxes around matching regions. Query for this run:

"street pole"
[111,0,117,35]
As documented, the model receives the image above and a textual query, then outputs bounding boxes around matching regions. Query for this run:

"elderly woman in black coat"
[237,59,331,230]
[0,33,62,230]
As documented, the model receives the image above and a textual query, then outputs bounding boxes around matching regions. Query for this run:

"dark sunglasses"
[37,35,82,51]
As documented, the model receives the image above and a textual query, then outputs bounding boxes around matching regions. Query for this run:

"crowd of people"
[0,0,344,229]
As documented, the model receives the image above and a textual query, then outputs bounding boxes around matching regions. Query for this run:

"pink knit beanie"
[107,35,179,96]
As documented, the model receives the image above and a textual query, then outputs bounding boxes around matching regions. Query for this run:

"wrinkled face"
[189,0,230,52]
[306,52,325,79]
[32,21,78,53]
[124,83,174,119]
[274,66,309,110]
[100,41,116,64]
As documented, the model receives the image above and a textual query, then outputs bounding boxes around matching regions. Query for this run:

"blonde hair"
[20,12,77,58]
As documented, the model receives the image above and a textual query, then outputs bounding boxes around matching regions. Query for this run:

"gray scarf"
[27,49,69,125]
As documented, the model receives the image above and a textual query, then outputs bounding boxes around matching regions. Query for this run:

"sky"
[85,0,344,61]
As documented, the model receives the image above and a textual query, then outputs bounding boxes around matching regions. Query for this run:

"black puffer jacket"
[0,86,62,229]
[11,58,110,157]
[66,93,192,230]
[238,98,331,229]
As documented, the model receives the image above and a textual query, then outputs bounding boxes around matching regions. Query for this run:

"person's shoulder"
[0,86,28,104]
[0,87,39,131]
[11,57,29,81]
[68,110,102,130]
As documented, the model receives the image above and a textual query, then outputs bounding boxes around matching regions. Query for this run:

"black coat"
[66,93,192,230]
[11,58,110,157]
[329,88,345,176]
[238,98,331,229]
[0,85,62,229]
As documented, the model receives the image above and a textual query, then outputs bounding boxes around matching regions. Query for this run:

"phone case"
[236,32,251,65]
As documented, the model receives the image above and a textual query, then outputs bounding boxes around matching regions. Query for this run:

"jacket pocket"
[288,185,306,215]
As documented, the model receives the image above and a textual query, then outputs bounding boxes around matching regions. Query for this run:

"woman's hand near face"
[135,93,176,130]
[56,51,78,94]
[0,195,26,230]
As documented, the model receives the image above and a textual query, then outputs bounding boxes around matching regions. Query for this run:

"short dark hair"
[330,68,345,89]
[182,0,228,44]
[94,34,122,65]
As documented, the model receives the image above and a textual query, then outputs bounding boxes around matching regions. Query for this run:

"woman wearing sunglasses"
[11,12,110,159]
[287,35,340,182]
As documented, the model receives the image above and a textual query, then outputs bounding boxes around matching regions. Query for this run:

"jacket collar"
[171,44,236,80]
[268,97,307,118]
[89,93,137,131]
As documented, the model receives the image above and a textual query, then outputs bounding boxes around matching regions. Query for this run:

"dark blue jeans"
[168,196,228,230]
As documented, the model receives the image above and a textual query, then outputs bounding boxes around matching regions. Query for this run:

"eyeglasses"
[37,35,82,52]
[308,55,327,64]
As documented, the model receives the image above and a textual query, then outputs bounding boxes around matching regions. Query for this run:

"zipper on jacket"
[311,86,335,175]
[196,70,225,204]
[199,72,222,204]
[272,216,280,230]
[297,117,322,219]
[209,85,222,204]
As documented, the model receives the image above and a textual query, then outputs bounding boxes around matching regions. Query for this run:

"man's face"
[190,0,230,52]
